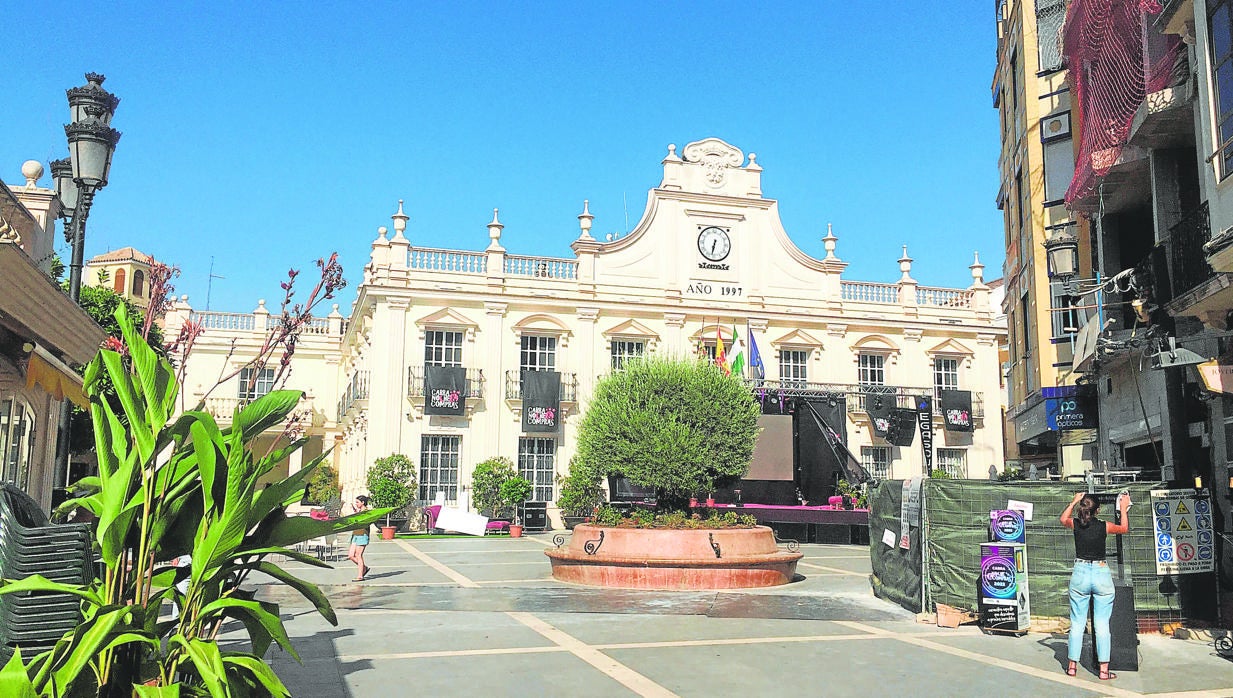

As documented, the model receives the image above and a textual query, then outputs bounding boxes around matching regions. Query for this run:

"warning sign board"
[1151,489,1215,575]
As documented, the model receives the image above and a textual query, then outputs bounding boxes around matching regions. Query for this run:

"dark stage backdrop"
[715,414,797,505]
[795,397,847,505]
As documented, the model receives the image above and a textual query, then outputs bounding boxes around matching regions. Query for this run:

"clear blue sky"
[2,2,1002,314]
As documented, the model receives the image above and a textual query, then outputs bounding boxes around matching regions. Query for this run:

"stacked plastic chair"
[0,483,95,662]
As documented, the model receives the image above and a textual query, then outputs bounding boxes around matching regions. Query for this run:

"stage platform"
[707,504,870,545]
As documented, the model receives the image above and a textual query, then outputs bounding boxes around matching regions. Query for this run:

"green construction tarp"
[870,478,1185,619]
[868,480,922,613]
[924,480,1180,617]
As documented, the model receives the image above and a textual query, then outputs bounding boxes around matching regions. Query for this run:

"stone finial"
[254,299,268,314]
[822,223,838,260]
[969,251,987,288]
[486,208,505,251]
[664,143,681,162]
[21,160,43,187]
[746,152,761,171]
[898,245,915,282]
[391,200,409,239]
[329,303,343,318]
[577,200,594,239]
[374,226,389,245]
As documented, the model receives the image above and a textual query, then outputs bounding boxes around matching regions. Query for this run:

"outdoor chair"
[423,505,443,534]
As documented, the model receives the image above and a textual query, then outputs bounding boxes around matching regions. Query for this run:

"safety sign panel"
[1151,489,1215,575]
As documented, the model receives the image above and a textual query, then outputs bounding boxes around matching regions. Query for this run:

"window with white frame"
[610,340,645,370]
[520,335,556,372]
[518,437,556,501]
[1049,280,1080,338]
[858,353,885,386]
[933,357,959,402]
[861,446,890,480]
[237,367,276,402]
[937,449,967,479]
[0,397,34,490]
[419,435,460,501]
[425,330,464,367]
[779,350,808,386]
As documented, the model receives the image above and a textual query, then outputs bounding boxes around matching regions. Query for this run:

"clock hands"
[711,240,718,254]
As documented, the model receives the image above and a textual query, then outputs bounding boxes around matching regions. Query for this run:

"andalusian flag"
[729,322,746,378]
[715,324,730,375]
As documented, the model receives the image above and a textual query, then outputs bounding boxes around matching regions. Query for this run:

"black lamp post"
[52,73,120,492]
[1043,229,1080,289]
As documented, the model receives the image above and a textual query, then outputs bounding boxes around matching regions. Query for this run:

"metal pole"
[55,188,94,492]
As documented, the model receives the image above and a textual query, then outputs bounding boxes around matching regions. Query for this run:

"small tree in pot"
[499,476,534,537]
[574,356,759,512]
[557,460,605,529]
[471,457,533,536]
[367,454,417,538]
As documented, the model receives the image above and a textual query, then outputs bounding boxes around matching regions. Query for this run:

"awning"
[24,346,89,409]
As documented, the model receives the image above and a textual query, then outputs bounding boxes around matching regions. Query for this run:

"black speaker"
[1108,580,1139,671]
[886,408,918,447]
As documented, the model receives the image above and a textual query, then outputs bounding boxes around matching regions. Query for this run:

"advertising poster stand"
[979,510,1029,634]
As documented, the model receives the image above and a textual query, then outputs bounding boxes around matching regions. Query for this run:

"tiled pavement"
[228,534,1233,697]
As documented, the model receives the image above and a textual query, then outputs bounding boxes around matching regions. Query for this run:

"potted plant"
[556,461,605,530]
[500,476,534,537]
[367,454,417,539]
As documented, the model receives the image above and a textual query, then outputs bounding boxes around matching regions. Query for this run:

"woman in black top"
[1060,491,1130,680]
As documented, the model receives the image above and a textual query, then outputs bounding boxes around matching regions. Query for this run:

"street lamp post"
[52,73,121,491]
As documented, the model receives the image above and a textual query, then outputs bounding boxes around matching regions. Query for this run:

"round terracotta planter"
[380,526,397,540]
[509,524,524,538]
[545,524,802,590]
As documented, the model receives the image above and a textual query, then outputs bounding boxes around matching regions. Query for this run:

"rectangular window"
[858,354,885,386]
[424,330,464,367]
[520,335,556,372]
[237,367,276,402]
[933,357,959,402]
[779,350,808,386]
[610,340,645,370]
[861,446,890,480]
[1210,1,1233,179]
[518,437,556,502]
[1020,295,1032,355]
[1041,113,1074,203]
[419,435,460,502]
[937,448,968,479]
[1049,280,1080,338]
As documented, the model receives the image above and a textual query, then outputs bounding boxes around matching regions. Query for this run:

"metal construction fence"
[870,479,1187,625]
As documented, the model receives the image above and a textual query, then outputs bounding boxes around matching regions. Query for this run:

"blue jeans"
[1068,560,1115,663]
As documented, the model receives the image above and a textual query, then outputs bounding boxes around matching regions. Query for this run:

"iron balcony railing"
[336,369,370,421]
[406,366,485,400]
[1168,201,1213,299]
[504,370,579,402]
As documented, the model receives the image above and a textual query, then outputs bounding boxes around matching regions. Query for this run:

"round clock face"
[697,227,731,262]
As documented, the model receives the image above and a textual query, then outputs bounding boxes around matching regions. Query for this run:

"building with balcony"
[0,161,105,509]
[167,138,1006,524]
[993,0,1098,478]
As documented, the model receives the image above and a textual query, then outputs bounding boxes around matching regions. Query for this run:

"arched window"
[132,269,146,297]
[113,268,126,294]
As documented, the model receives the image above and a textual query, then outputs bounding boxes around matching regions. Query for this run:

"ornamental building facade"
[166,138,1007,525]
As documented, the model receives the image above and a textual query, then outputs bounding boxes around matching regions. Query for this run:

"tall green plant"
[366,455,416,527]
[0,305,387,696]
[556,461,604,517]
[471,457,518,519]
[574,356,760,509]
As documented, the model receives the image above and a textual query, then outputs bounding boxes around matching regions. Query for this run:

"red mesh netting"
[1063,0,1182,206]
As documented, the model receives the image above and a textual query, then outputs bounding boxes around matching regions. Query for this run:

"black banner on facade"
[886,408,918,447]
[939,389,974,432]
[424,365,466,415]
[865,391,894,438]
[916,396,934,474]
[521,370,561,433]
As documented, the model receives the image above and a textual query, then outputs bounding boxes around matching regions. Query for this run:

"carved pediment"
[682,138,744,188]
[415,307,478,330]
[602,319,659,340]
[926,338,975,356]
[850,334,900,354]
[769,328,824,348]
[512,313,572,335]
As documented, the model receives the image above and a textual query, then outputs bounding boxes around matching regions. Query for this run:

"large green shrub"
[304,463,341,505]
[574,356,760,509]
[556,461,605,517]
[471,457,520,519]
[366,454,417,526]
